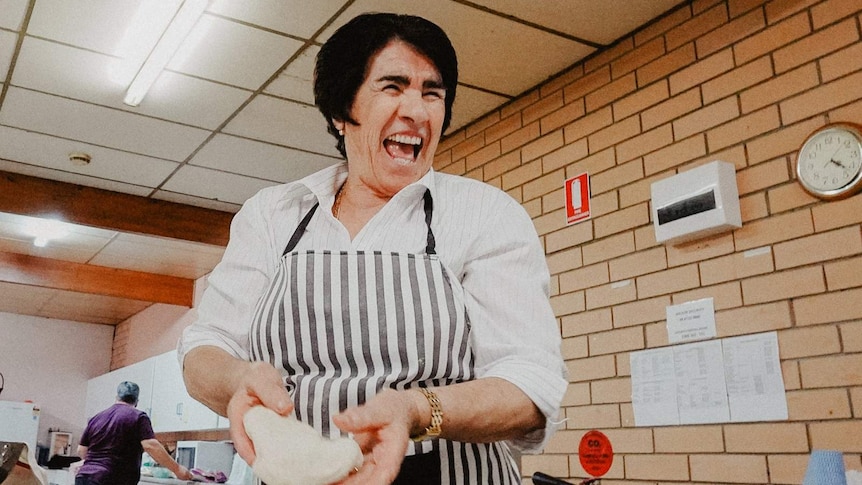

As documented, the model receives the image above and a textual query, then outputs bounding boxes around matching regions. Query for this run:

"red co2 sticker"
[578,429,613,477]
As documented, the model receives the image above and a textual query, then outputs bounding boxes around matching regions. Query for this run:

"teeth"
[387,134,422,146]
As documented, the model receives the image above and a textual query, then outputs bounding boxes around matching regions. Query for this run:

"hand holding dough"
[244,406,363,485]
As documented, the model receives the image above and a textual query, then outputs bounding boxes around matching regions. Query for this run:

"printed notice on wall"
[666,298,716,344]
[723,332,788,422]
[630,331,787,426]
[630,347,679,426]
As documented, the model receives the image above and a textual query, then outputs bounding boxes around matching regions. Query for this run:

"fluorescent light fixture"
[23,217,72,248]
[123,0,208,106]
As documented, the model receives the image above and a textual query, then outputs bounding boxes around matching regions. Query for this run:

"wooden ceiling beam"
[0,252,194,306]
[0,170,233,246]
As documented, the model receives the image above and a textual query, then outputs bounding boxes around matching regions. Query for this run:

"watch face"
[798,125,862,196]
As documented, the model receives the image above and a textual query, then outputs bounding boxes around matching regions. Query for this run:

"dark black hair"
[314,13,458,158]
[117,381,140,405]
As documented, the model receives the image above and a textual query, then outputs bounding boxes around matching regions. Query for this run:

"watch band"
[411,387,443,442]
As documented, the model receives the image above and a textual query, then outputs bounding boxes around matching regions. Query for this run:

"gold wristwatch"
[411,387,443,441]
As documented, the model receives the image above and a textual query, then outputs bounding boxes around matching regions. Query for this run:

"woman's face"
[337,40,447,197]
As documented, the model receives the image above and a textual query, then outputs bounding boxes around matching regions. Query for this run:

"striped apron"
[249,190,520,484]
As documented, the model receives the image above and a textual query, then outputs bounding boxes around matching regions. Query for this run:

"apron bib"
[249,190,519,484]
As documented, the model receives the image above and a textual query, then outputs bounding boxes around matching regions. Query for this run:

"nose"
[398,89,430,124]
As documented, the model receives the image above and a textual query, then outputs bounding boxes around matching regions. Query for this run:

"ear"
[332,119,345,132]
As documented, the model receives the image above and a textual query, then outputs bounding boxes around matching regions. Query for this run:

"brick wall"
[433,0,862,483]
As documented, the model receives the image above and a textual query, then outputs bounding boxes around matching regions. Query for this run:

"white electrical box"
[651,161,741,245]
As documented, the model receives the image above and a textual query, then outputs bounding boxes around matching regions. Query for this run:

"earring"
[338,129,344,136]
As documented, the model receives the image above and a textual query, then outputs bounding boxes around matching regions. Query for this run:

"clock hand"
[830,158,846,168]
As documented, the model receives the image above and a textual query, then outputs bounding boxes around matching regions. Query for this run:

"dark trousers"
[75,477,102,485]
[393,450,441,485]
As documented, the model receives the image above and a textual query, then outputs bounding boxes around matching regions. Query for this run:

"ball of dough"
[244,406,363,485]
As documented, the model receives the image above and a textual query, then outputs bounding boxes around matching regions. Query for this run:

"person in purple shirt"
[74,381,192,485]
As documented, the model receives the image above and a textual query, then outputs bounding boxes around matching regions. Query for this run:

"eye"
[383,84,402,93]
[424,89,445,100]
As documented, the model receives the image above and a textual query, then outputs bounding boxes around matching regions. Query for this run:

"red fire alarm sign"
[565,172,591,225]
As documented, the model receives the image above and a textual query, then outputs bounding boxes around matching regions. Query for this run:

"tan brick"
[821,41,862,82]
[482,149,520,181]
[609,247,668,281]
[620,173,663,208]
[811,0,862,28]
[612,37,666,79]
[585,279,638,310]
[591,377,633,404]
[562,382,590,407]
[643,88,702,131]
[501,158,542,191]
[725,422,809,452]
[674,96,739,140]
[501,121,541,155]
[566,404,620,429]
[841,321,862,352]
[676,51,736,96]
[550,290,586,318]
[617,125,673,165]
[783,359,801,391]
[666,232,735,267]
[741,62,819,114]
[747,117,819,170]
[636,264,700,298]
[543,138,588,173]
[667,3,728,52]
[464,140,500,172]
[690,454,768,483]
[463,111,500,140]
[436,157,464,175]
[482,113,520,145]
[589,115,641,154]
[541,190,565,214]
[565,146,616,179]
[703,56,772,106]
[779,324,841,359]
[765,0,818,23]
[614,80,669,122]
[698,8,766,57]
[738,157,790,196]
[595,428,654,453]
[643,133,707,175]
[639,44,698,90]
[584,233,638,268]
[561,308,612,338]
[546,245,583,274]
[541,99,587,136]
[715,301,793,337]
[767,454,810,485]
[533,207,567,236]
[589,326,644,356]
[523,90,564,127]
[450,132,485,161]
[501,90,538,119]
[520,454,569,480]
[739,191,769,221]
[775,17,859,73]
[801,353,862,388]
[543,429,583,454]
[566,354,617,383]
[673,281,743,310]
[545,220,593,253]
[594,203,650,239]
[852,386,862,418]
[612,295,672,328]
[588,190,619,219]
[644,320,670,348]
[735,11,810,65]
[634,222,660,251]
[654,425,724,452]
[523,168,565,202]
[786,388,852,420]
[742,265,825,304]
[563,107,614,143]
[810,420,862,451]
[586,73,637,113]
[709,105,781,152]
[591,159,644,195]
[794,287,862,326]
[827,256,862,290]
[561,335,588,361]
[636,4,692,46]
[768,181,819,214]
[733,208,814,250]
[812,192,862,232]
[563,66,611,103]
[585,37,633,74]
[541,66,583,99]
[774,227,862,270]
[437,130,465,153]
[782,70,862,125]
[727,0,762,18]
[559,262,610,294]
[625,454,690,481]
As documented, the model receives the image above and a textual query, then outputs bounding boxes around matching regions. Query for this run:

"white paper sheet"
[630,347,679,426]
[723,331,788,422]
[666,298,716,344]
[673,340,730,424]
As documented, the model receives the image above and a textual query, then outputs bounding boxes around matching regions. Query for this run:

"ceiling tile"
[90,234,224,279]
[448,86,510,134]
[168,14,305,90]
[469,0,685,44]
[0,158,158,197]
[152,190,241,213]
[0,125,179,187]
[160,164,278,205]
[0,87,210,161]
[12,37,252,130]
[0,0,29,31]
[207,0,346,39]
[43,289,152,323]
[264,45,318,105]
[0,282,55,314]
[224,94,338,156]
[0,29,15,80]
[0,212,115,260]
[321,0,595,97]
[189,134,339,183]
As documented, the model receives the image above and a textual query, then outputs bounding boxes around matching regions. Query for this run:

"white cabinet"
[148,350,219,432]
[85,358,155,420]
[85,350,221,432]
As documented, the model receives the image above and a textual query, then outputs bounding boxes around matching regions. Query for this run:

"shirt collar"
[285,161,437,203]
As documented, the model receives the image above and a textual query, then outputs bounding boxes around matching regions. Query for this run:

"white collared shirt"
[179,162,567,451]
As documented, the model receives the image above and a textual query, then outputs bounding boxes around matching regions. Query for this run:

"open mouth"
[383,134,423,164]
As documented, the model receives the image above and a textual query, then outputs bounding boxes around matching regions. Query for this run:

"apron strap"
[282,189,436,255]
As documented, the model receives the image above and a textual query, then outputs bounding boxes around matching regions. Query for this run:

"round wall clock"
[796,122,862,200]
